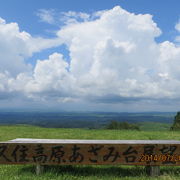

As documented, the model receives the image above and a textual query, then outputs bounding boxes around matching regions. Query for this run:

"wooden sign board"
[0,139,180,166]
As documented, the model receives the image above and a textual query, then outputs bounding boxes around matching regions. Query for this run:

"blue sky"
[0,0,180,112]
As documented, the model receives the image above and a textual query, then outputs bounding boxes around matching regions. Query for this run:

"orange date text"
[139,154,180,162]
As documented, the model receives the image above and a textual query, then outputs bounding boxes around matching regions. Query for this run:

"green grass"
[138,122,172,131]
[0,124,180,180]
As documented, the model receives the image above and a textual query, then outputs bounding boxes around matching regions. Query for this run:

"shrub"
[106,120,140,130]
[171,112,180,130]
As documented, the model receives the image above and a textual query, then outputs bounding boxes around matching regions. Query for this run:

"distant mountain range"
[0,111,175,129]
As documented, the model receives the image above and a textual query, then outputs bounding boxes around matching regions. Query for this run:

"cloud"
[36,8,103,26]
[56,6,164,99]
[0,19,32,76]
[60,11,90,25]
[175,20,180,32]
[36,9,55,24]
[1,6,180,110]
[24,53,76,98]
[0,17,62,76]
[175,20,180,42]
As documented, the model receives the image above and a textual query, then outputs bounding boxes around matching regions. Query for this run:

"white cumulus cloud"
[0,17,62,76]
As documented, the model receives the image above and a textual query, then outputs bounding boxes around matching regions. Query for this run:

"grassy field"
[0,125,180,180]
[138,122,172,131]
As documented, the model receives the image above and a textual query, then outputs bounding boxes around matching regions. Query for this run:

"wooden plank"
[36,164,44,175]
[6,138,180,144]
[0,139,180,166]
[145,165,160,176]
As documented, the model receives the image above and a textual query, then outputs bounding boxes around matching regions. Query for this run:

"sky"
[0,0,180,112]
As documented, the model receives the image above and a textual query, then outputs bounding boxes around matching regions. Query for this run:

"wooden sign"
[0,139,180,166]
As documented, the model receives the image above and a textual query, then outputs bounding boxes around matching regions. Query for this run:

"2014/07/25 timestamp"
[139,154,180,162]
